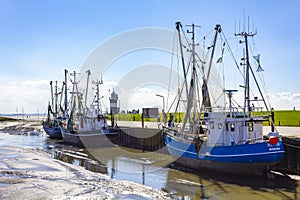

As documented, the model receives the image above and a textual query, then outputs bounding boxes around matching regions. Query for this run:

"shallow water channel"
[1,128,300,199]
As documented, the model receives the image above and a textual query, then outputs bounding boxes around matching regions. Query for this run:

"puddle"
[52,149,107,174]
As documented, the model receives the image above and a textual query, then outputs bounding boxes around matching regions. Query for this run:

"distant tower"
[110,89,119,114]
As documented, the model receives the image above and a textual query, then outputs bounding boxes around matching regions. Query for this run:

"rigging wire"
[219,36,226,108]
[198,28,214,45]
[231,97,244,111]
[221,31,243,76]
[167,29,177,112]
[180,25,191,51]
[220,30,269,112]
[167,27,189,114]
[168,82,187,114]
[247,42,265,111]
[248,36,272,111]
[195,70,203,116]
[220,30,271,112]
[176,36,181,114]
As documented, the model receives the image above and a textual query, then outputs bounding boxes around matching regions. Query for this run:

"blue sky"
[0,0,299,113]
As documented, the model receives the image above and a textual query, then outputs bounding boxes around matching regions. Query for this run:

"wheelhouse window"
[210,121,215,129]
[230,123,235,132]
[218,123,223,129]
[247,122,254,132]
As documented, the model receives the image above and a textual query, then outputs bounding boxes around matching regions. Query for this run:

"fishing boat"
[60,70,118,148]
[163,22,285,175]
[42,70,69,139]
[43,119,62,139]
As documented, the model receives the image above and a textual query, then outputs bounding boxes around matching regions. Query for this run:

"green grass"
[0,116,17,122]
[110,113,160,122]
[110,114,142,121]
[108,110,300,127]
[252,110,300,126]
[272,110,300,127]
[109,112,193,123]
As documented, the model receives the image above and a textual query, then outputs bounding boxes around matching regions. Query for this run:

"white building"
[109,90,119,114]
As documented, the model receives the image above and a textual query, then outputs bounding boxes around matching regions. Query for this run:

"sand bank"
[0,145,168,199]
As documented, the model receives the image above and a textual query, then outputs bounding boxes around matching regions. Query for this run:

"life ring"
[269,136,279,145]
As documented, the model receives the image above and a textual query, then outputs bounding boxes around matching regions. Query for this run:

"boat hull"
[43,124,62,139]
[60,127,118,148]
[164,132,285,175]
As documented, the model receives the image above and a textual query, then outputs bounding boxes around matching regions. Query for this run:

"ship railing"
[203,106,227,113]
[206,142,225,147]
[163,125,206,142]
[204,106,242,117]
[242,138,264,144]
[162,125,178,136]
[204,106,257,119]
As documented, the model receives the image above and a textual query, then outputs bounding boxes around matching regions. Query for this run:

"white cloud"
[123,87,176,112]
[268,92,300,110]
[222,91,300,111]
[0,75,299,115]
[0,79,50,114]
[96,81,177,113]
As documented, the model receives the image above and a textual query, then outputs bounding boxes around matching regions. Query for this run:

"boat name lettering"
[269,147,280,151]
[267,143,280,147]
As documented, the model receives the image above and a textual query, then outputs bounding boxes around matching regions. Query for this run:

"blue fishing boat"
[43,70,68,139]
[163,22,284,175]
[43,118,62,139]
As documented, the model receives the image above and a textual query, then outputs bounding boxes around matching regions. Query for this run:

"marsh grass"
[0,117,17,122]
[109,110,300,127]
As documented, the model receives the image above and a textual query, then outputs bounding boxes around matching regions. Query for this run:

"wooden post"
[271,109,275,132]
[142,113,144,128]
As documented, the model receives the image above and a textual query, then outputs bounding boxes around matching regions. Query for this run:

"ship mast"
[202,24,221,111]
[207,24,221,83]
[176,22,189,98]
[59,81,65,113]
[50,81,54,112]
[94,78,103,113]
[85,70,91,108]
[70,71,80,113]
[64,69,68,117]
[181,23,199,132]
[235,26,256,117]
[54,81,58,115]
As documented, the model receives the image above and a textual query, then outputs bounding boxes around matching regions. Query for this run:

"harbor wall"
[275,137,300,175]
[116,126,165,151]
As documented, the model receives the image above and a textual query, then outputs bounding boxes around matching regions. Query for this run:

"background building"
[142,108,158,118]
[109,90,119,114]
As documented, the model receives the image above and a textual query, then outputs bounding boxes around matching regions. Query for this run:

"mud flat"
[0,117,43,136]
[0,145,168,199]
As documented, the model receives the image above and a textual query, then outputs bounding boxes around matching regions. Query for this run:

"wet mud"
[0,145,168,200]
